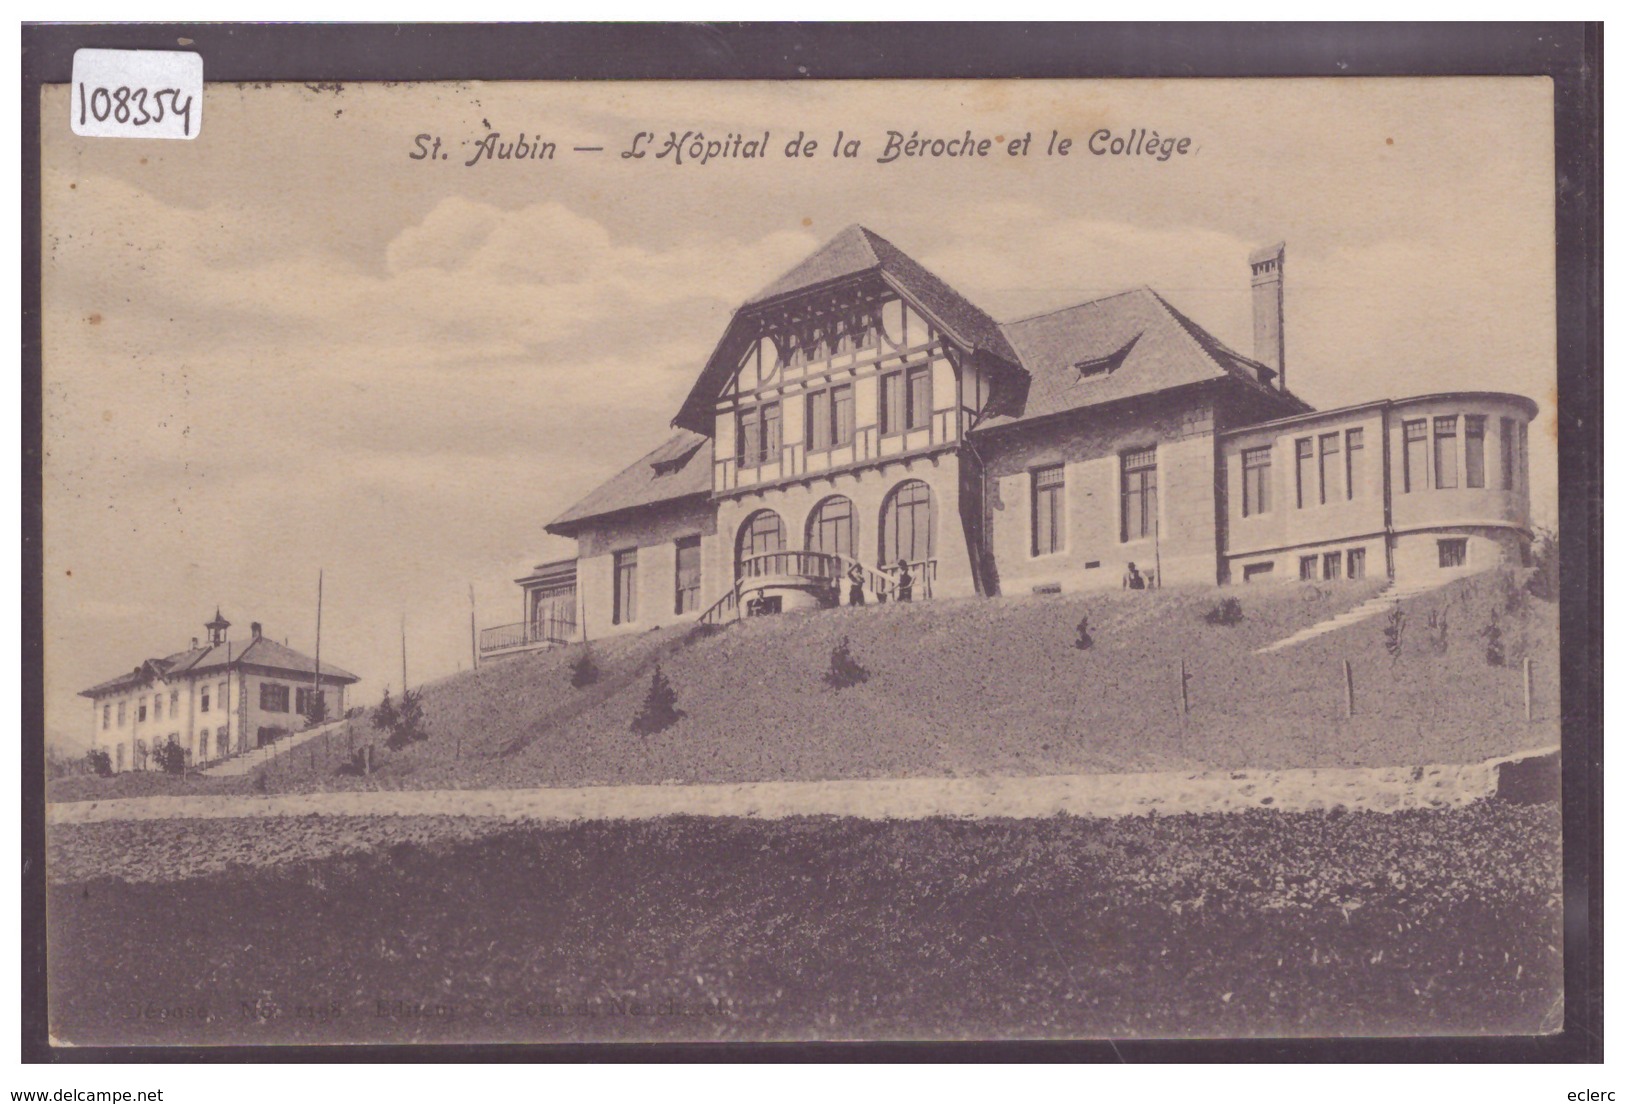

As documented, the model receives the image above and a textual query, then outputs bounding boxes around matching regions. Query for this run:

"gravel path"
[48,746,1556,828]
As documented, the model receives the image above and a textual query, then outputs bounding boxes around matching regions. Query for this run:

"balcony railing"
[478,613,574,658]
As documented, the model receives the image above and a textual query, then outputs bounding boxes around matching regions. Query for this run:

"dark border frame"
[20,21,1602,1064]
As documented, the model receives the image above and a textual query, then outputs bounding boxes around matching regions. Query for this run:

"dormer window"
[1075,356,1117,380]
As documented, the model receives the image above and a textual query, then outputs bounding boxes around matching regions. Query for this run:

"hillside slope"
[197,568,1557,795]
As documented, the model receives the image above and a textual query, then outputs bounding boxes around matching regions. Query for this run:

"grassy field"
[47,802,1561,1045]
[47,571,1558,802]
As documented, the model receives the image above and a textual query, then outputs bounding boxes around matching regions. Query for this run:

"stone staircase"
[198,717,349,777]
[1254,578,1445,655]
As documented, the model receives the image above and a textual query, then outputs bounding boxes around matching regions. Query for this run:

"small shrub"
[1426,607,1450,655]
[631,664,683,735]
[373,690,399,739]
[374,688,427,751]
[1072,615,1094,651]
[1481,610,1506,667]
[1526,527,1558,602]
[85,748,112,778]
[570,648,601,688]
[152,740,188,775]
[823,636,870,689]
[1383,605,1405,659]
[303,691,328,727]
[1203,597,1244,626]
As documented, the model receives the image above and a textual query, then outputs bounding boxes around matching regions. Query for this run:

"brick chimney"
[1249,242,1286,390]
[251,622,262,640]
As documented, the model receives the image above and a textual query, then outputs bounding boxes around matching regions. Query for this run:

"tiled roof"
[546,430,712,534]
[79,635,359,697]
[979,288,1308,430]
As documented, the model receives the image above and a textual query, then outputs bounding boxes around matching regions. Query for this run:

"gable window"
[674,536,702,615]
[1347,548,1366,579]
[1434,416,1458,489]
[1402,419,1428,492]
[806,389,832,451]
[1438,538,1468,569]
[1318,433,1341,504]
[1295,438,1314,508]
[613,549,639,625]
[1120,447,1158,542]
[259,683,289,713]
[907,365,932,430]
[1031,465,1066,556]
[804,384,855,452]
[736,401,782,468]
[831,384,854,446]
[880,371,905,435]
[1464,415,1486,488]
[1345,428,1364,499]
[1241,447,1270,517]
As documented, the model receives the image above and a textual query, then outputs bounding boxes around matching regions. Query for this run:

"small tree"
[1203,597,1244,626]
[570,648,601,689]
[1526,526,1559,602]
[397,688,426,743]
[85,748,112,778]
[152,740,188,775]
[1383,605,1406,659]
[373,689,400,745]
[1072,615,1094,651]
[823,636,870,689]
[303,688,328,727]
[631,664,683,735]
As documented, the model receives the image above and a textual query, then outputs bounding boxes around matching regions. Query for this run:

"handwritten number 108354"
[78,82,195,136]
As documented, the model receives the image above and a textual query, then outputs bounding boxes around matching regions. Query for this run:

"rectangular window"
[674,536,702,614]
[201,689,211,713]
[738,407,760,467]
[153,694,162,721]
[1241,447,1271,517]
[170,690,179,713]
[117,702,126,726]
[1518,422,1529,487]
[1318,432,1341,504]
[1403,419,1428,492]
[259,683,289,713]
[295,687,325,717]
[1347,548,1366,579]
[1243,562,1274,583]
[1120,447,1157,542]
[1438,538,1468,569]
[1434,416,1458,489]
[1322,551,1343,580]
[880,371,904,435]
[907,365,932,430]
[613,548,638,625]
[806,389,832,451]
[138,702,147,723]
[1501,417,1516,489]
[1345,428,1364,499]
[1299,555,1318,581]
[1465,415,1486,488]
[101,704,110,730]
[217,682,227,711]
[831,384,854,446]
[1295,438,1314,508]
[761,402,781,461]
[1031,465,1066,556]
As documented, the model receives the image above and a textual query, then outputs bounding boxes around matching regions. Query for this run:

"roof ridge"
[999,286,1152,328]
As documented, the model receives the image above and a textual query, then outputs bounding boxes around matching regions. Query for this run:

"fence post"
[1178,657,1189,716]
[1343,659,1355,717]
[1524,657,1534,721]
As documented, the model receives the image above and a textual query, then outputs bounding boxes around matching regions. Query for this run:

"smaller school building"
[77,610,359,772]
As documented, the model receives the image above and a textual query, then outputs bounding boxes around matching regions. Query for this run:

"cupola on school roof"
[491,225,1537,662]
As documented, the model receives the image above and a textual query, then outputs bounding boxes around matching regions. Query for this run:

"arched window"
[879,480,935,566]
[806,496,857,559]
[736,509,787,577]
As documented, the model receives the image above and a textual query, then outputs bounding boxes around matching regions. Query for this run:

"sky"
[40,77,1557,750]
